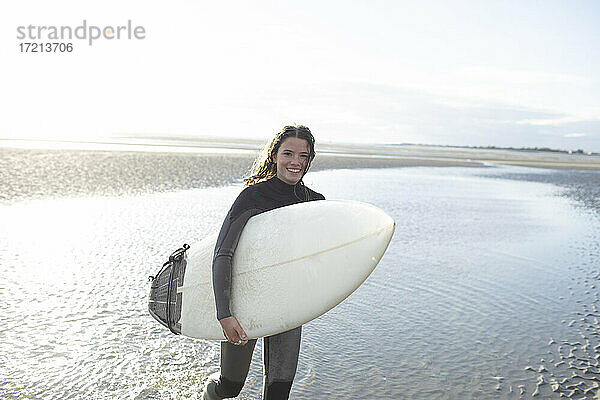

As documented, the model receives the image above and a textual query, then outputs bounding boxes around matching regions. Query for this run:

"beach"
[2,141,599,204]
[1,142,599,399]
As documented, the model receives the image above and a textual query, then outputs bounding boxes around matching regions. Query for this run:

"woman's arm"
[212,192,261,344]
[213,208,260,320]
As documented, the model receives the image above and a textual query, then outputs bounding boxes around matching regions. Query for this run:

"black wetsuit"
[210,176,325,400]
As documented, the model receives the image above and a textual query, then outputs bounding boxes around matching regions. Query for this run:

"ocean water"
[1,149,599,399]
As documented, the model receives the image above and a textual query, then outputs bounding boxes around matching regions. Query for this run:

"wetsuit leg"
[205,339,257,399]
[262,326,302,400]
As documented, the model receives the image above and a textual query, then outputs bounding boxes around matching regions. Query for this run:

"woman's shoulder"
[238,180,271,199]
[229,185,259,216]
[305,186,325,201]
[240,178,324,200]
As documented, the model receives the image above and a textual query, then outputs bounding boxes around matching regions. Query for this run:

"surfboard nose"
[342,200,395,235]
[344,201,395,259]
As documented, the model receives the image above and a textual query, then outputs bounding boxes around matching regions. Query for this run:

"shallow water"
[1,150,599,399]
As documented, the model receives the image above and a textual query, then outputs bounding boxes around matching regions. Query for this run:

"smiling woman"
[203,124,325,400]
[272,137,311,185]
[243,125,316,187]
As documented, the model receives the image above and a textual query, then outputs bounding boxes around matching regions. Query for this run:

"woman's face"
[273,137,310,185]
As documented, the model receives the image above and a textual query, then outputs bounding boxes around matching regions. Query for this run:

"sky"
[1,0,599,151]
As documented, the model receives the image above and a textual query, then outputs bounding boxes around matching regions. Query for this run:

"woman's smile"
[273,137,310,185]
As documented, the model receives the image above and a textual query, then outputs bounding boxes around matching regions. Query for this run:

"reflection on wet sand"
[1,143,599,399]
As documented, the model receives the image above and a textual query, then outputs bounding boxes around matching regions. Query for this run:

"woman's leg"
[203,339,257,399]
[262,326,302,400]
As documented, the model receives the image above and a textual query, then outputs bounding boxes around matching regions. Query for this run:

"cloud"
[301,81,600,151]
[518,116,599,126]
[451,67,589,86]
[516,106,600,127]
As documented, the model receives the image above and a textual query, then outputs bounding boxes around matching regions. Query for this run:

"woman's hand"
[219,316,249,346]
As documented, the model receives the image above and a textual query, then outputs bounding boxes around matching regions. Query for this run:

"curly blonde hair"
[244,125,316,187]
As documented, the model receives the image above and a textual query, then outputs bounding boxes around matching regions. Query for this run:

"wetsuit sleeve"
[212,193,261,321]
[309,190,325,201]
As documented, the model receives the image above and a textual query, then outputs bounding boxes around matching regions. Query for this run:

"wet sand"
[0,147,480,203]
[2,141,599,204]
[2,141,600,399]
[122,136,600,170]
[316,143,600,171]
[479,167,600,398]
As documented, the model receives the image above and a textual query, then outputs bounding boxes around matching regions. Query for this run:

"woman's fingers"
[219,316,236,342]
[234,323,248,346]
[219,316,249,345]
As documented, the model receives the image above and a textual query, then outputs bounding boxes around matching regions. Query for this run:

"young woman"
[202,125,325,400]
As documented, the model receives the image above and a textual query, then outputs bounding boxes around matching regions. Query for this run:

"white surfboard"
[148,200,395,340]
